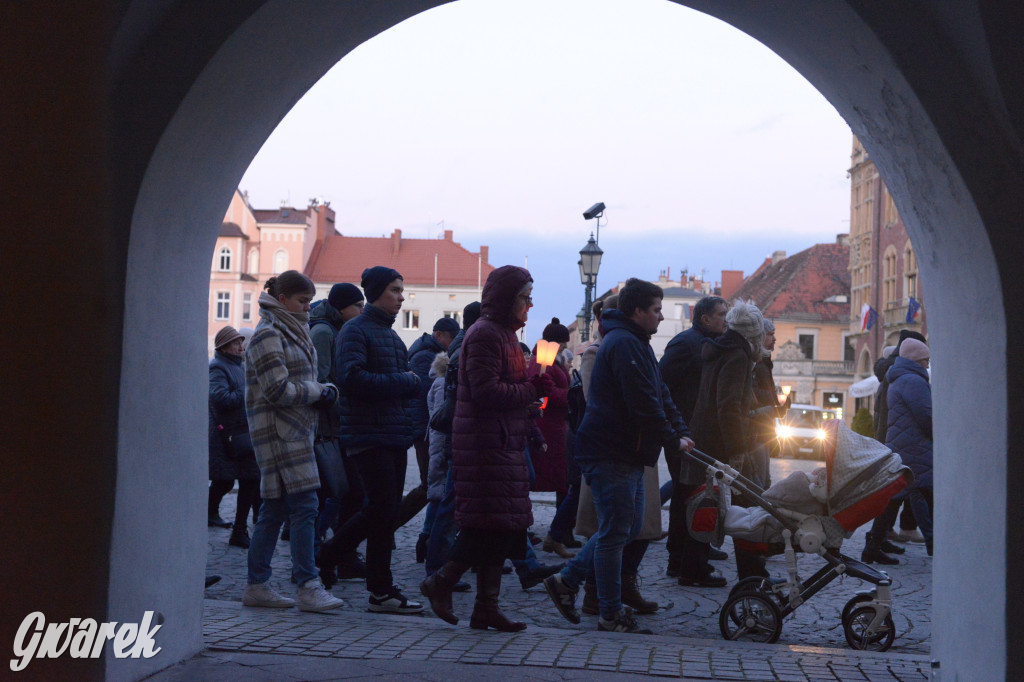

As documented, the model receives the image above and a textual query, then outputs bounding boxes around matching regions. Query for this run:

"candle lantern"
[534,339,560,374]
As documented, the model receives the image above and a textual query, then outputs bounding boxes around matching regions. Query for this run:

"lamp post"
[578,233,604,343]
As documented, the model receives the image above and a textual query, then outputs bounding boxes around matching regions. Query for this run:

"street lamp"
[579,233,603,343]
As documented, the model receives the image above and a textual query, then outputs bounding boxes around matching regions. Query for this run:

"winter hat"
[238,326,255,344]
[725,299,764,342]
[899,338,930,362]
[542,317,570,343]
[214,325,244,350]
[433,317,460,335]
[360,266,403,303]
[519,342,531,355]
[328,282,363,311]
[462,301,482,328]
[762,319,775,333]
[882,345,898,358]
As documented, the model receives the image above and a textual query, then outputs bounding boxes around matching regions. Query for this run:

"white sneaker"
[243,582,295,608]
[296,578,345,612]
[898,529,926,544]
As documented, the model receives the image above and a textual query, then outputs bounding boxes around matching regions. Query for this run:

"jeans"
[559,458,644,620]
[549,429,582,544]
[511,539,542,575]
[425,466,459,575]
[322,447,406,594]
[659,479,673,506]
[247,489,319,586]
[907,486,933,544]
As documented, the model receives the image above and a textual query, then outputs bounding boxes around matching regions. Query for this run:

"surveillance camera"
[583,202,605,221]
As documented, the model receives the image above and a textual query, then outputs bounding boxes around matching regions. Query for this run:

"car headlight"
[776,425,794,439]
[816,429,827,440]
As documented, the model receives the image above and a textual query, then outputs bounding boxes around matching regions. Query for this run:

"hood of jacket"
[700,328,754,363]
[309,298,344,330]
[874,354,896,382]
[600,309,651,341]
[887,356,929,384]
[429,351,449,379]
[480,265,533,330]
[409,332,443,358]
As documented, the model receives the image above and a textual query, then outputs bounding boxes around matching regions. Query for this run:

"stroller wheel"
[843,605,896,652]
[841,592,877,624]
[719,591,782,644]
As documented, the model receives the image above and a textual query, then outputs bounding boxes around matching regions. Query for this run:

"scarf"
[258,291,313,350]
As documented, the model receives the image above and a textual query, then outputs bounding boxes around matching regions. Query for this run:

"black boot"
[879,538,906,555]
[416,534,429,563]
[420,561,470,624]
[621,573,658,614]
[228,524,250,549]
[470,565,526,632]
[861,532,899,565]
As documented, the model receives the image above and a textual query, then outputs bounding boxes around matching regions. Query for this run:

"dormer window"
[218,247,232,272]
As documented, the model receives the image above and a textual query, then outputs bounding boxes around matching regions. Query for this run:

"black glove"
[312,383,339,408]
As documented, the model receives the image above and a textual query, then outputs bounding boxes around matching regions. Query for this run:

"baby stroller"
[683,419,912,651]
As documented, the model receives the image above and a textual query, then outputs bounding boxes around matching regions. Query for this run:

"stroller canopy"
[823,420,913,531]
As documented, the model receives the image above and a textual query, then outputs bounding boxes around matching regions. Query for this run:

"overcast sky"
[239,0,853,344]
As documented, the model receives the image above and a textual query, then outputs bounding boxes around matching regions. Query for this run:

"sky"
[238,0,854,345]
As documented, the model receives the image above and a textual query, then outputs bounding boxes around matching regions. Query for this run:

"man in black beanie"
[318,266,424,614]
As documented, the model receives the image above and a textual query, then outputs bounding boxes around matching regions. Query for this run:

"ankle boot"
[879,538,906,555]
[542,534,577,559]
[228,524,250,549]
[470,565,526,632]
[416,534,429,563]
[420,561,470,624]
[621,573,658,614]
[861,532,899,565]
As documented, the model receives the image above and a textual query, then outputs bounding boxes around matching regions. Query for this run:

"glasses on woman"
[518,295,533,305]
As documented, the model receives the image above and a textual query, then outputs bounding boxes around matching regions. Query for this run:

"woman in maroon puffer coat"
[420,265,554,632]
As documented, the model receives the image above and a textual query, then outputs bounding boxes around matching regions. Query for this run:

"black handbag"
[566,369,586,433]
[218,424,254,461]
[314,436,348,499]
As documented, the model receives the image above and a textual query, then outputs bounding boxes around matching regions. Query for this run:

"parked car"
[774,404,839,459]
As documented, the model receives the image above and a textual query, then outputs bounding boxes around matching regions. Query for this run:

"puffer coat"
[688,329,756,480]
[209,351,260,481]
[245,293,325,499]
[452,265,537,531]
[332,303,420,452]
[885,357,933,489]
[408,332,445,440]
[527,355,569,494]
[425,352,450,502]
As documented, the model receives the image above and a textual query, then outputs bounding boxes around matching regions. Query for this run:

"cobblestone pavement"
[196,454,932,680]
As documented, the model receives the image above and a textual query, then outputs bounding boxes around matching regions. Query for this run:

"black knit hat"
[361,266,403,303]
[462,301,482,328]
[432,317,460,335]
[542,317,570,343]
[328,282,363,311]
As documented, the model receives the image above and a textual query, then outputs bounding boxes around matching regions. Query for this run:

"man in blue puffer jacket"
[317,266,424,614]
[885,338,934,556]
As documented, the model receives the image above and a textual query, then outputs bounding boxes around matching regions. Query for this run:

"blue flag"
[906,296,921,323]
[865,306,878,330]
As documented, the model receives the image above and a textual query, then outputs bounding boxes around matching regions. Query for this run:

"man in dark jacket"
[658,295,728,584]
[317,266,423,614]
[545,278,694,635]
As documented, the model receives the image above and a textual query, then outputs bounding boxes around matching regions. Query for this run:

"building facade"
[846,135,928,409]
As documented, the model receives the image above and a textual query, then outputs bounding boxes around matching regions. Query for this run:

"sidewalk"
[179,456,931,680]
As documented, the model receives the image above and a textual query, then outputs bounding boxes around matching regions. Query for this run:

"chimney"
[392,229,401,255]
[721,270,744,300]
[772,250,786,265]
[836,233,850,246]
[444,229,453,241]
[480,245,489,264]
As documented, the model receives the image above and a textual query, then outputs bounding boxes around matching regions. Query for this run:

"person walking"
[209,325,261,549]
[543,278,694,634]
[420,265,554,631]
[242,271,344,612]
[317,266,423,614]
[658,295,729,586]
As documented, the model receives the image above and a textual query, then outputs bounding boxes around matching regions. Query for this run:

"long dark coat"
[527,356,569,494]
[689,329,756,479]
[886,357,933,489]
[208,351,260,481]
[452,265,537,531]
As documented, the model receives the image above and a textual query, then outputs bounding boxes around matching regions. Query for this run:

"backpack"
[566,369,586,433]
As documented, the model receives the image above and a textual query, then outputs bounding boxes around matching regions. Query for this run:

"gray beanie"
[726,299,764,342]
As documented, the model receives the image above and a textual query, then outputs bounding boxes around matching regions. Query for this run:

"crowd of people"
[206,264,933,633]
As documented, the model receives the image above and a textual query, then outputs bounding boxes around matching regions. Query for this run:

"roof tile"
[731,243,850,322]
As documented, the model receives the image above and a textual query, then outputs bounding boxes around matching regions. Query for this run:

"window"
[273,249,288,274]
[443,311,461,325]
[403,310,420,330]
[218,247,232,271]
[882,246,898,307]
[904,244,919,300]
[842,333,855,364]
[242,292,252,321]
[248,248,259,274]
[215,292,230,321]
[797,331,817,359]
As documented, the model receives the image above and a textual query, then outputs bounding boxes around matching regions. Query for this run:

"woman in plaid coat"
[241,270,345,613]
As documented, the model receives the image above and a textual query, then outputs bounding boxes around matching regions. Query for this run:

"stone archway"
[6,1,1022,680]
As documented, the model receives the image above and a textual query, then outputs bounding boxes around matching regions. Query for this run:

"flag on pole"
[860,303,878,331]
[906,296,921,323]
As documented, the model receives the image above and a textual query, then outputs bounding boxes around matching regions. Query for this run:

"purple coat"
[452,266,538,531]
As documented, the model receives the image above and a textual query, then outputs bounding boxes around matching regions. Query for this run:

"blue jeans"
[908,486,933,544]
[660,479,673,506]
[248,489,319,586]
[511,539,542,574]
[425,466,459,575]
[559,459,644,619]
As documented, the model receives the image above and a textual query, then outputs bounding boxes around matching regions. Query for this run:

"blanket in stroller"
[712,420,912,551]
